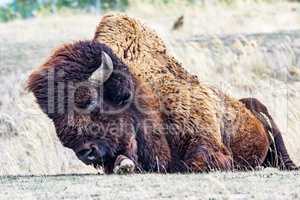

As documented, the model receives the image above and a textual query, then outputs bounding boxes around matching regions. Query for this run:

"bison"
[27,14,298,174]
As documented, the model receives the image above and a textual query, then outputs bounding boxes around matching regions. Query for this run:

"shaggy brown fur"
[93,14,297,172]
[27,41,147,173]
[28,14,297,173]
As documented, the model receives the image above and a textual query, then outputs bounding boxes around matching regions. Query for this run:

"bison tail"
[239,98,298,170]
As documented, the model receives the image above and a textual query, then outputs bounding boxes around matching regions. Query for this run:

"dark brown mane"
[27,41,134,119]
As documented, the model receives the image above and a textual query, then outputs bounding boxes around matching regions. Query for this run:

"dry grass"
[0,1,299,176]
[1,170,300,199]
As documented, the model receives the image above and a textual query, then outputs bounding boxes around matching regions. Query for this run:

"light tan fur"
[93,14,269,171]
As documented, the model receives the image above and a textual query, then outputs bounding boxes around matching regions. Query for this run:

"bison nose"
[76,144,106,164]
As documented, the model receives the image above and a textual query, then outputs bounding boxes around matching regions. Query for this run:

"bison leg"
[240,98,299,170]
[181,145,233,172]
[273,134,299,170]
[113,155,136,174]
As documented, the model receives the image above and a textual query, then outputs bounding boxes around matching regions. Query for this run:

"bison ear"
[89,51,114,85]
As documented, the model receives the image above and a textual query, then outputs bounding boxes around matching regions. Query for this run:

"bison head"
[27,41,139,173]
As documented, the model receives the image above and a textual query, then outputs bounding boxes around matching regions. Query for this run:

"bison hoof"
[284,164,299,171]
[113,155,135,174]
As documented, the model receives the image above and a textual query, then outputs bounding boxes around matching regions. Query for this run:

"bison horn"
[89,51,114,84]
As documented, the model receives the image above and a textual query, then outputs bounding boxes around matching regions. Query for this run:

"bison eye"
[74,85,96,109]
[76,98,92,109]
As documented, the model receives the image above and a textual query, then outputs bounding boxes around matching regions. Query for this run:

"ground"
[0,1,300,199]
[1,169,299,199]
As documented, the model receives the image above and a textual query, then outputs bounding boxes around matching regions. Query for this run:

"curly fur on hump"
[93,14,297,171]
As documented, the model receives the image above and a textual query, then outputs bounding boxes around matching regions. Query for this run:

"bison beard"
[28,15,298,174]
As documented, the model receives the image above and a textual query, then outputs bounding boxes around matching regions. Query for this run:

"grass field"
[0,1,300,199]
